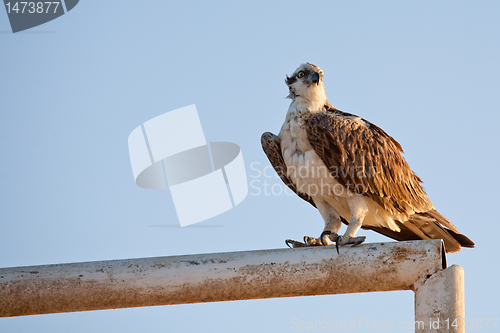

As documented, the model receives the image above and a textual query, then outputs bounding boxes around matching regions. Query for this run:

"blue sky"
[1,1,499,332]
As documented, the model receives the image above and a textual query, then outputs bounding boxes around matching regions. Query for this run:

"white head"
[285,63,327,107]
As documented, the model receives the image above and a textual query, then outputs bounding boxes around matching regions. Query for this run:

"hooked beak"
[311,71,320,84]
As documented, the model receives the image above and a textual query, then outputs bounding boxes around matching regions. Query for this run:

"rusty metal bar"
[0,239,444,318]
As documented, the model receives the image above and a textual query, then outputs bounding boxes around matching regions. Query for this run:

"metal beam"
[1,239,445,318]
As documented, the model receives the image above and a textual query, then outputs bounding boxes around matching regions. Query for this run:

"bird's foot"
[335,235,367,254]
[285,231,339,248]
[285,239,308,248]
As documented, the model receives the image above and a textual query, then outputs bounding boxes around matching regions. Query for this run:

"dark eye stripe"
[285,76,297,85]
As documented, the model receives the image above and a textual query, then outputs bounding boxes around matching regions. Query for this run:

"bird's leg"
[286,202,342,248]
[303,222,340,246]
[302,201,341,246]
[336,197,368,253]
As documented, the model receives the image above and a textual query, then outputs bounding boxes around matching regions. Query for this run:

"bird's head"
[285,63,327,105]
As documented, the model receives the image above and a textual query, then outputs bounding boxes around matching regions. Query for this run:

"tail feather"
[446,228,475,248]
[425,209,460,233]
[419,210,475,252]
[362,209,474,253]
[406,213,461,253]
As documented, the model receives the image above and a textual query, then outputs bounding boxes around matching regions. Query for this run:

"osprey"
[261,63,474,253]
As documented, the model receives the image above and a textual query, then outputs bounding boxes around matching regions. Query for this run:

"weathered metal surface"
[414,265,465,333]
[0,239,444,317]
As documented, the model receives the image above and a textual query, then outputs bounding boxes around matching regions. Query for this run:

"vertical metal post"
[414,265,465,333]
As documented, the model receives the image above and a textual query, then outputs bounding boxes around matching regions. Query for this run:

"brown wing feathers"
[306,110,434,215]
[261,132,316,208]
[306,108,474,252]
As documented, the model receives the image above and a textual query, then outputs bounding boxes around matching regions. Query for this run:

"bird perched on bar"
[261,63,474,253]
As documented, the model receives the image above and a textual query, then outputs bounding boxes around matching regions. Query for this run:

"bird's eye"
[297,71,305,78]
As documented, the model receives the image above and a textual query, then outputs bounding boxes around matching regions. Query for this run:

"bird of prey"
[261,63,474,253]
